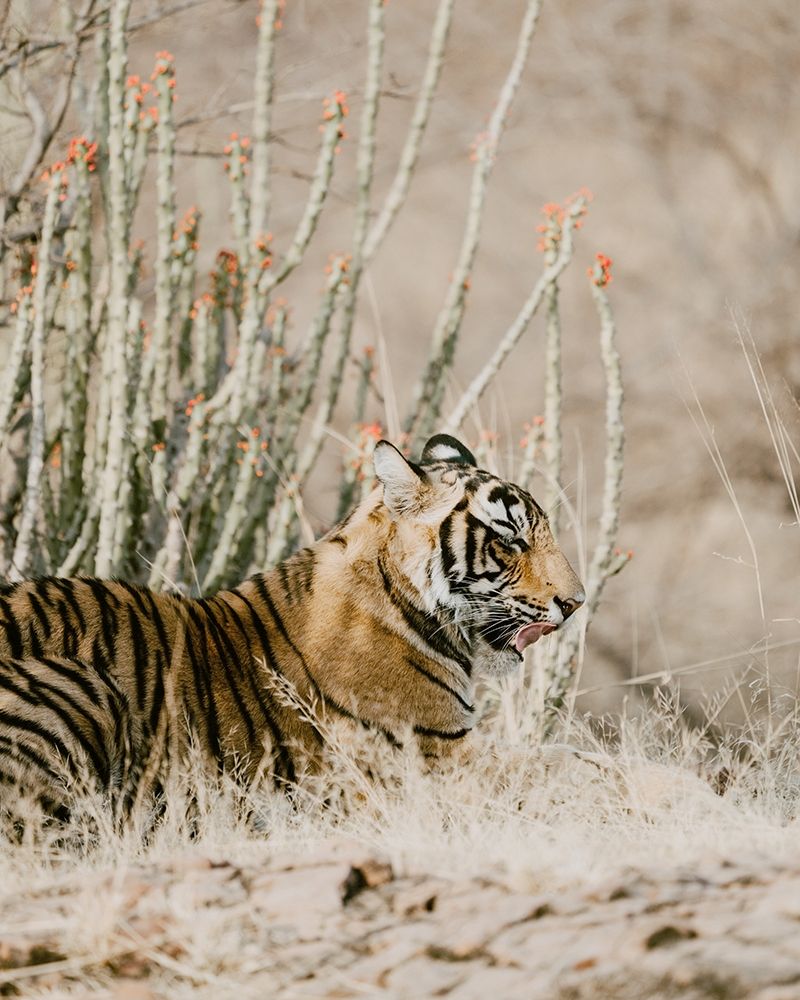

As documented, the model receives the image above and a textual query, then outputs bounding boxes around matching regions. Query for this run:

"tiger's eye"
[493,535,518,553]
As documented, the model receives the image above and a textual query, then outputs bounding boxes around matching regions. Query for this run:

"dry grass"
[2,680,799,896]
[2,693,800,995]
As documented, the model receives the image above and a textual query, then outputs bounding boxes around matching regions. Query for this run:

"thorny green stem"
[94,0,132,577]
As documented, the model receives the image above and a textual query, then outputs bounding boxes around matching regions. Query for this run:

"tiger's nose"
[554,591,584,621]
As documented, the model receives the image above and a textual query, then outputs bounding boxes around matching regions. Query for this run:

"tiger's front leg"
[416,729,476,771]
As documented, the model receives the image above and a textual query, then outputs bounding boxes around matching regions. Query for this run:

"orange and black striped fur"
[0,435,584,821]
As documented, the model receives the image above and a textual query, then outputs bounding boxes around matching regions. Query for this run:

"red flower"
[589,252,613,287]
[359,422,383,441]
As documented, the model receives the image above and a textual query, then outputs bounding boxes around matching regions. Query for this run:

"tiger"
[0,434,584,822]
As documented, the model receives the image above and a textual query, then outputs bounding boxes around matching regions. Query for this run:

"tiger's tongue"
[514,622,557,653]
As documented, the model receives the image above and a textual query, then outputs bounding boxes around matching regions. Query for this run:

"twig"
[285,0,385,511]
[9,173,60,578]
[0,295,32,446]
[150,51,178,451]
[248,0,280,243]
[541,225,563,530]
[444,196,586,433]
[207,92,346,436]
[548,274,624,709]
[0,0,94,249]
[406,0,544,443]
[362,0,454,264]
[94,0,131,577]
[58,141,95,535]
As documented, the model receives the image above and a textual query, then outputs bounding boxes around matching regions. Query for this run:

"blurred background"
[2,0,799,711]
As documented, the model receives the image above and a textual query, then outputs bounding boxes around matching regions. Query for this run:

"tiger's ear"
[420,433,477,467]
[373,440,429,515]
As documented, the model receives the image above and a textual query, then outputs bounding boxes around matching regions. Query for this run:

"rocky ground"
[3,845,800,999]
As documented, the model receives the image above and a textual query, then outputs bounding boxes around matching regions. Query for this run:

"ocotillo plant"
[0,0,627,715]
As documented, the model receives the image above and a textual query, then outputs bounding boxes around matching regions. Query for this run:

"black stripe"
[183,603,223,761]
[91,634,111,676]
[439,513,458,579]
[182,631,217,754]
[0,710,75,769]
[197,598,258,750]
[27,622,43,659]
[377,557,471,674]
[115,707,140,818]
[27,590,52,639]
[293,549,316,595]
[413,724,470,740]
[127,605,149,713]
[115,579,153,618]
[83,579,118,661]
[487,484,515,507]
[91,578,120,607]
[0,733,65,785]
[63,616,78,657]
[464,513,479,580]
[148,647,165,738]
[231,589,278,666]
[0,599,23,658]
[0,663,109,781]
[35,580,56,607]
[277,563,293,604]
[141,589,173,665]
[49,578,86,632]
[492,517,516,532]
[52,600,70,636]
[134,589,172,758]
[251,575,325,698]
[230,591,300,782]
[404,657,474,713]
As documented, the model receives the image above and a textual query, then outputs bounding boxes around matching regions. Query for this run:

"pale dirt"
[3,844,800,998]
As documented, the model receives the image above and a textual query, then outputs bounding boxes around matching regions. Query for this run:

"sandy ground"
[3,842,800,999]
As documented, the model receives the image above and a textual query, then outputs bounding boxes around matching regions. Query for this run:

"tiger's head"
[372,433,585,677]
